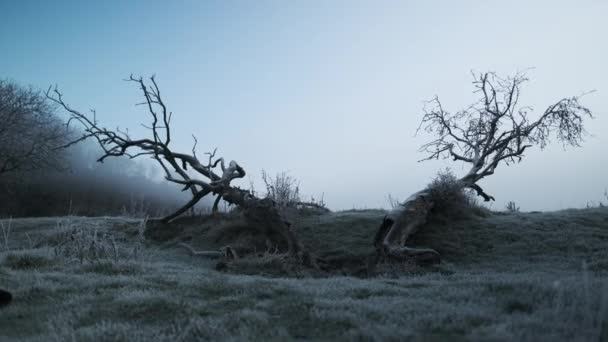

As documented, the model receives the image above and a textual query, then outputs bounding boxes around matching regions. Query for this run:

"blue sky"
[1,0,607,210]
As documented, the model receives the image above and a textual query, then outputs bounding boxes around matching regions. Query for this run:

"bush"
[505,201,520,213]
[261,170,300,207]
[259,171,328,214]
[426,168,487,219]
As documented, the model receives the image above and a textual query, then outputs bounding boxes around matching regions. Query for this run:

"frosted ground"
[1,208,607,341]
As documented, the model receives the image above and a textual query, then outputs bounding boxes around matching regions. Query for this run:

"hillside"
[1,208,607,341]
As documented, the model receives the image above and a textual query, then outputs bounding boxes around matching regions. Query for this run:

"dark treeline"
[0,138,209,217]
[0,78,211,218]
[0,79,211,217]
[0,133,210,218]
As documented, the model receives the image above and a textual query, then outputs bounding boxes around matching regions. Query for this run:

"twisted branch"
[417,71,593,201]
[46,75,247,222]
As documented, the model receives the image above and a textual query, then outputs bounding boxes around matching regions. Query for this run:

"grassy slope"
[0,208,607,341]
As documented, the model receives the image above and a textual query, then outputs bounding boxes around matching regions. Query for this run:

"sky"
[1,0,606,211]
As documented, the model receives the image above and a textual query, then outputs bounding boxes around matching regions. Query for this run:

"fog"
[0,138,208,217]
[1,1,606,211]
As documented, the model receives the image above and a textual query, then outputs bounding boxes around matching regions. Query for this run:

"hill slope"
[0,208,607,341]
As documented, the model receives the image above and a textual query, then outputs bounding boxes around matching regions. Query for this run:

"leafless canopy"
[46,75,249,222]
[417,71,593,201]
[370,72,594,271]
[0,80,70,174]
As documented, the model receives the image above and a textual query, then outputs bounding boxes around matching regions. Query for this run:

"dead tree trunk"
[221,188,303,257]
[373,189,440,266]
[372,175,483,267]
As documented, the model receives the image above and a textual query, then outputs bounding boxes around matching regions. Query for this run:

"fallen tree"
[47,71,593,275]
[372,71,593,268]
[46,76,306,260]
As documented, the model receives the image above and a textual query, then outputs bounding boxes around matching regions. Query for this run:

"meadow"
[0,207,607,341]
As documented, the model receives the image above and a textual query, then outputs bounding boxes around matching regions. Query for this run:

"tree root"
[178,242,225,259]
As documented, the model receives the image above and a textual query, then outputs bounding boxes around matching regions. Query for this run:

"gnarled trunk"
[370,172,494,272]
[224,188,302,257]
[175,187,305,261]
[373,189,440,267]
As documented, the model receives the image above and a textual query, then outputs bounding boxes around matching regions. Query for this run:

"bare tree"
[46,75,306,258]
[0,80,70,174]
[261,171,329,212]
[372,71,593,269]
[262,170,301,208]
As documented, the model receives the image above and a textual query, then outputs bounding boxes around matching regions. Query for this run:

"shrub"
[505,201,520,213]
[261,170,301,207]
[426,168,480,219]
[386,194,401,209]
[260,171,328,214]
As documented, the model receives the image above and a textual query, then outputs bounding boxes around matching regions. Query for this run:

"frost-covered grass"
[1,209,607,341]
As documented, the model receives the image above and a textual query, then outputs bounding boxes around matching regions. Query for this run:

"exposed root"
[223,246,239,260]
[292,201,330,212]
[370,189,441,273]
[178,197,324,275]
[386,247,441,265]
[178,242,223,259]
[214,248,330,277]
[240,198,305,258]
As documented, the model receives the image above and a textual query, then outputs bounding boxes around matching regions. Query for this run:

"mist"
[0,138,210,217]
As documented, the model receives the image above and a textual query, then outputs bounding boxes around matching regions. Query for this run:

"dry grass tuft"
[52,217,146,264]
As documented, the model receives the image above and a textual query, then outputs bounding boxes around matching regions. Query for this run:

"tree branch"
[417,71,592,201]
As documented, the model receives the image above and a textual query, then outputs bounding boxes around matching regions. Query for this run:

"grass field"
[1,208,607,341]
